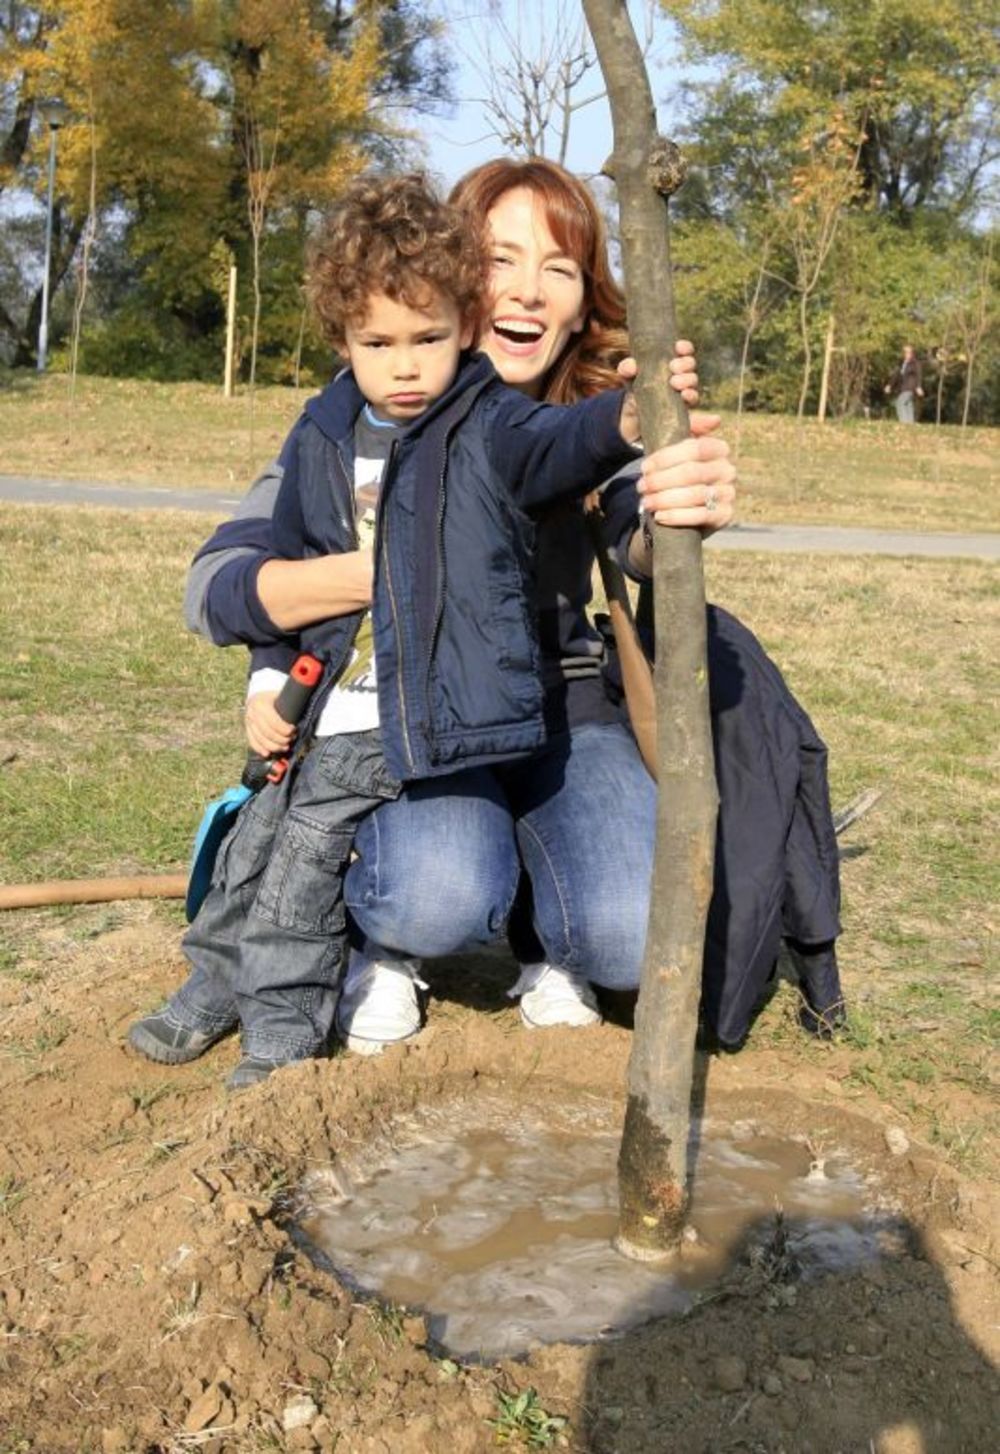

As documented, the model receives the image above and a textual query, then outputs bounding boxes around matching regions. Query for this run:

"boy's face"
[344,290,474,423]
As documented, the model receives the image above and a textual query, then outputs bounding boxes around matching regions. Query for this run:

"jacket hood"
[301,350,498,447]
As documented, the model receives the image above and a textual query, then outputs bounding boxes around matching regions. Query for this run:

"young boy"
[130,172,642,1089]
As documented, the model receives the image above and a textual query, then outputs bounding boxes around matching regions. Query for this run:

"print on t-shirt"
[320,433,391,734]
[337,474,378,693]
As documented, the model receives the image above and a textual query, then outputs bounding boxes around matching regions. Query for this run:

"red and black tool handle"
[241,653,323,791]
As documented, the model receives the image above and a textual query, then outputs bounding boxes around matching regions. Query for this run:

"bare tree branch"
[441,1,663,161]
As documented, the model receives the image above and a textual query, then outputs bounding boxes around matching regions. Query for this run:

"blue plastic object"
[185,784,253,922]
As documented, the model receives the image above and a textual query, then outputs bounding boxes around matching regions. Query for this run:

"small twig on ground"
[833,787,884,836]
[955,1242,1000,1273]
[729,1394,755,1425]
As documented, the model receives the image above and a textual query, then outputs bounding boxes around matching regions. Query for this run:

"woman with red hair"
[330,158,739,1047]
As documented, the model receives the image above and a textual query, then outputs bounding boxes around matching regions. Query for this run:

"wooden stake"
[224,264,237,398]
[818,313,835,421]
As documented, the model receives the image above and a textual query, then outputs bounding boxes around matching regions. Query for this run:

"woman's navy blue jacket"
[192,351,638,781]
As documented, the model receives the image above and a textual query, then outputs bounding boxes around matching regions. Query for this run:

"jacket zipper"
[422,432,451,763]
[332,441,360,550]
[376,439,415,774]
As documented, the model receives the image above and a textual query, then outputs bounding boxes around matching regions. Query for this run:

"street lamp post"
[36,97,69,373]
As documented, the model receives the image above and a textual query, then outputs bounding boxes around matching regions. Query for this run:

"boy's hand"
[245,691,296,757]
[617,338,699,406]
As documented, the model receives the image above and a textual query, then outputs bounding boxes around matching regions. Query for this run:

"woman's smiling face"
[478,186,587,397]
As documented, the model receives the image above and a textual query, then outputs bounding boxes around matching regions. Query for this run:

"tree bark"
[582,0,719,1261]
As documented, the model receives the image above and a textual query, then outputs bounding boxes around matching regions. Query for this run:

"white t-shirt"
[246,408,399,736]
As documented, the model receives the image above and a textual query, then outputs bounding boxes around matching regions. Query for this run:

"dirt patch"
[1,908,997,1453]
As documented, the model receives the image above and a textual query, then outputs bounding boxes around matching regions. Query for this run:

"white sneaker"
[509,962,601,1029]
[335,950,427,1055]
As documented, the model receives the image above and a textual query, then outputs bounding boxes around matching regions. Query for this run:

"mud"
[0,910,998,1453]
[298,1095,892,1360]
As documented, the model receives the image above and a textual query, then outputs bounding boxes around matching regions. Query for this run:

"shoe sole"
[226,1068,276,1091]
[126,1022,228,1066]
[335,1015,421,1056]
[519,1008,602,1030]
[341,1035,387,1056]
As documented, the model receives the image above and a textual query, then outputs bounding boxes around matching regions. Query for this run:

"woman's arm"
[185,463,373,644]
[597,414,737,580]
[255,551,373,631]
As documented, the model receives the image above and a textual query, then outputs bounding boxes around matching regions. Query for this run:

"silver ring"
[705,488,719,512]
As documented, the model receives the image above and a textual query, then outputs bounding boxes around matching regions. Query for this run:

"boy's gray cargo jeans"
[175,729,400,1061]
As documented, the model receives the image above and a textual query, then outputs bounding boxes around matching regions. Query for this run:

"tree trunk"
[11,214,84,367]
[796,288,812,419]
[70,114,99,402]
[935,355,947,427]
[582,0,719,1262]
[735,247,769,458]
[961,351,975,428]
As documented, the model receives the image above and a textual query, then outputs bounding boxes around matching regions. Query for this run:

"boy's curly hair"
[307,172,489,349]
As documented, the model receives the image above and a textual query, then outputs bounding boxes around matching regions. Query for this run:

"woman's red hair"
[449,158,629,404]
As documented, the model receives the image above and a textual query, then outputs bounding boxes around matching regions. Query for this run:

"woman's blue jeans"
[346,722,655,990]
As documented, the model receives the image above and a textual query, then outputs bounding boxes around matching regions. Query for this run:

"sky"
[411,1,690,190]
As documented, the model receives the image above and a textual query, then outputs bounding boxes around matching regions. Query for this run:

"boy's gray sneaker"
[127,1007,233,1065]
[509,963,601,1029]
[226,1054,286,1092]
[335,950,427,1055]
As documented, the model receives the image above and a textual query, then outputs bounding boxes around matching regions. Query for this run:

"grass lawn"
[0,506,247,880]
[1,503,995,1173]
[1,370,997,533]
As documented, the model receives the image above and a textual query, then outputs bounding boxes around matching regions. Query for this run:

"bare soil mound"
[1,906,997,1453]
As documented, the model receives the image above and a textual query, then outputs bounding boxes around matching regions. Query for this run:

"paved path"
[2,474,998,559]
[710,521,999,560]
[0,475,243,514]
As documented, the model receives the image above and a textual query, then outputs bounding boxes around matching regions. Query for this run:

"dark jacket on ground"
[600,490,843,1046]
[191,351,637,781]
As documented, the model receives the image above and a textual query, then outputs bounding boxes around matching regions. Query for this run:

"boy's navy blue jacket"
[194,351,638,780]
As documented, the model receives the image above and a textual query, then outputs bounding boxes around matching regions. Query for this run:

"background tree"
[783,102,866,417]
[0,1,453,378]
[663,0,999,421]
[948,232,997,428]
[668,0,999,222]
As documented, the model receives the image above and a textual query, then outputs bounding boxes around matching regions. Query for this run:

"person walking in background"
[884,343,924,423]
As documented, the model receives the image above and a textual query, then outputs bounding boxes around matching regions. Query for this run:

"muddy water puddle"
[297,1094,896,1359]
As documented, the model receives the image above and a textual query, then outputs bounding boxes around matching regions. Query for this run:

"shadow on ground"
[579,1212,999,1453]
